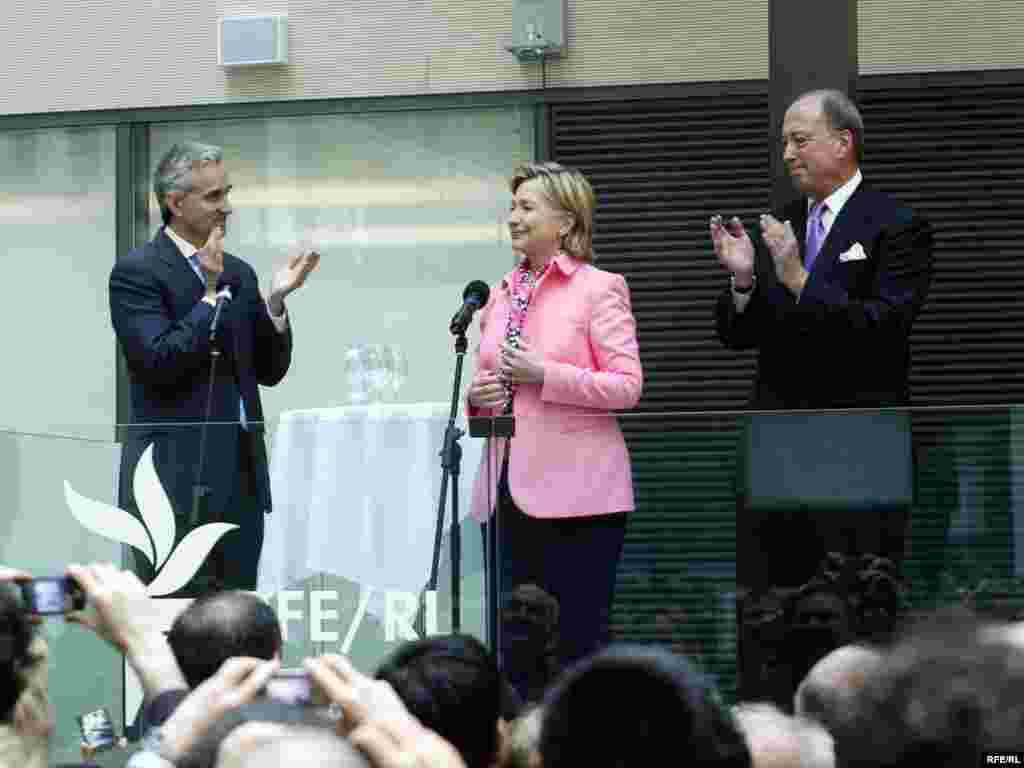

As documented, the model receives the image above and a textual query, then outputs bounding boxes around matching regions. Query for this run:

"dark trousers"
[202,428,265,591]
[484,461,626,701]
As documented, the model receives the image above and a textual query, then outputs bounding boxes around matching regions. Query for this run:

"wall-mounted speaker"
[507,0,566,61]
[218,15,288,67]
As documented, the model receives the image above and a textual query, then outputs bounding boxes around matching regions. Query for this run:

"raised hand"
[269,249,321,312]
[759,214,805,294]
[158,657,279,762]
[710,215,755,283]
[305,654,467,768]
[196,226,225,288]
[65,563,159,654]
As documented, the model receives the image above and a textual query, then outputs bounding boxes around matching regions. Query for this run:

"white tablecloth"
[257,402,485,596]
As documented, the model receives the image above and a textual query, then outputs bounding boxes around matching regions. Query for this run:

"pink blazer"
[468,253,643,521]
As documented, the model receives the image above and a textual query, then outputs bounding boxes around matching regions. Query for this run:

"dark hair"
[540,645,751,768]
[0,583,40,721]
[167,590,281,688]
[375,634,503,768]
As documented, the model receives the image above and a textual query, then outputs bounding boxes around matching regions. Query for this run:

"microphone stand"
[421,331,469,635]
[191,309,225,594]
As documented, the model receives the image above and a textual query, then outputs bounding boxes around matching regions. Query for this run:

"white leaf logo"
[147,524,238,596]
[65,442,238,596]
[64,480,155,567]
[133,444,176,569]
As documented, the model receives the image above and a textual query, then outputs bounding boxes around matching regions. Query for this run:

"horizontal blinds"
[859,78,1024,405]
[551,92,771,412]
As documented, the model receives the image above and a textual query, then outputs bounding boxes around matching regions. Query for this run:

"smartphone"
[20,577,87,616]
[77,707,117,753]
[264,668,314,707]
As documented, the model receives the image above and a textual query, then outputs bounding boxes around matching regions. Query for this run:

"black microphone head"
[463,280,490,308]
[216,274,242,299]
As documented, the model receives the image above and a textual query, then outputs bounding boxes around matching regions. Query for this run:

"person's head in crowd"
[0,583,49,768]
[852,570,903,643]
[832,612,1024,767]
[782,89,863,202]
[733,702,834,768]
[540,644,751,768]
[217,719,368,768]
[501,705,543,768]
[177,698,340,768]
[375,633,504,768]
[793,644,883,734]
[508,162,596,263]
[502,583,560,701]
[786,579,854,686]
[168,590,282,688]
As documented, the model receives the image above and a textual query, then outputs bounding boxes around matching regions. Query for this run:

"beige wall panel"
[860,0,1024,74]
[544,0,768,87]
[1,0,767,116]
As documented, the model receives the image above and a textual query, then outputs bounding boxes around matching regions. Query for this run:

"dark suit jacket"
[110,228,292,538]
[716,183,933,409]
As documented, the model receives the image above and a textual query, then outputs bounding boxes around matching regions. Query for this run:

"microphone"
[193,274,239,536]
[449,280,490,336]
[209,276,239,343]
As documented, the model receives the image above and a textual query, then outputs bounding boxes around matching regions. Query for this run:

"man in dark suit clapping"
[110,142,319,593]
[712,89,933,409]
[711,91,934,705]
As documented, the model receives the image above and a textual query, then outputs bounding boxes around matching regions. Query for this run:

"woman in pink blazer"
[467,162,643,699]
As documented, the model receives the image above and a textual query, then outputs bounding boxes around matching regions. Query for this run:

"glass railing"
[2,403,1022,762]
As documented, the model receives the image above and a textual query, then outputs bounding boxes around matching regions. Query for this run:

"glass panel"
[147,107,536,425]
[260,405,487,674]
[0,428,124,765]
[608,406,1024,708]
[1,406,1022,762]
[0,127,118,440]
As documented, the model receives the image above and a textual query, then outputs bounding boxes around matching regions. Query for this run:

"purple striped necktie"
[804,200,828,271]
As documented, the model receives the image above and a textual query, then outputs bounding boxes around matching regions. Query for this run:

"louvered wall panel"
[859,77,1024,405]
[551,92,771,412]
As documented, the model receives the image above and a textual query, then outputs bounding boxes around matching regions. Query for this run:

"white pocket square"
[839,243,867,262]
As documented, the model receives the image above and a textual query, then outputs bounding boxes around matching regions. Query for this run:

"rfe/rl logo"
[65,443,437,728]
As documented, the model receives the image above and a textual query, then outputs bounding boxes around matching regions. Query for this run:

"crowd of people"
[3,562,1024,767]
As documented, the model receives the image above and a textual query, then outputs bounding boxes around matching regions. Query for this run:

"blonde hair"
[509,162,596,262]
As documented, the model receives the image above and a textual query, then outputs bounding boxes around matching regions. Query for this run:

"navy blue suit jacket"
[716,184,933,408]
[110,228,291,532]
